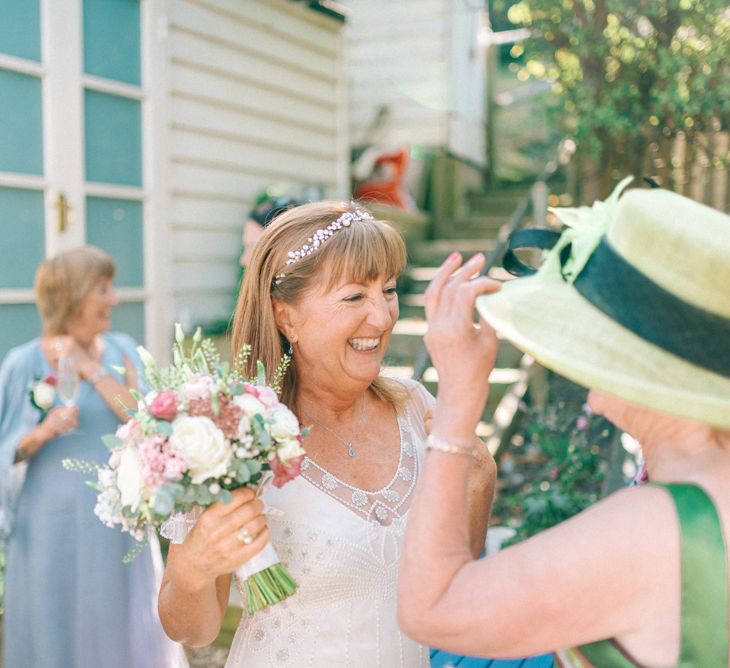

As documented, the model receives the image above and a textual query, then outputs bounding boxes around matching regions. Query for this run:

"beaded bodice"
[225,378,433,668]
[299,410,418,527]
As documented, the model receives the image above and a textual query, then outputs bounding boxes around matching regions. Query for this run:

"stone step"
[451,214,510,231]
[466,190,529,214]
[381,364,527,432]
[386,319,524,368]
[404,265,513,292]
[410,239,497,265]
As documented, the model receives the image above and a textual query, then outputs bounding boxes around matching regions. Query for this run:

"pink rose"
[42,374,58,387]
[257,387,279,409]
[150,391,178,421]
[269,453,305,488]
[183,375,215,401]
[242,383,259,397]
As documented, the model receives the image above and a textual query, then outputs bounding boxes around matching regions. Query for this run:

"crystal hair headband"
[273,209,373,285]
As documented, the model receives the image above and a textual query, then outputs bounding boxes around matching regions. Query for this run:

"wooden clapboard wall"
[343,0,486,166]
[165,0,348,328]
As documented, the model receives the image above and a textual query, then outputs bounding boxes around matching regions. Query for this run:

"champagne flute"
[57,356,80,433]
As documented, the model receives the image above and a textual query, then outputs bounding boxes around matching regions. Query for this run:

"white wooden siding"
[166,0,347,328]
[343,0,486,164]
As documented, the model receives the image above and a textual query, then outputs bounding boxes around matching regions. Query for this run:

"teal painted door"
[0,0,147,359]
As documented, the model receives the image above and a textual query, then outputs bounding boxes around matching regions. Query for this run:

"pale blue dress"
[0,333,187,668]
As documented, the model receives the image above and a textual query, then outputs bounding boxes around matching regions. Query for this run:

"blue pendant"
[347,443,356,457]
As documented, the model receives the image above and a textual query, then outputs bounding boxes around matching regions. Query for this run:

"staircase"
[382,181,545,453]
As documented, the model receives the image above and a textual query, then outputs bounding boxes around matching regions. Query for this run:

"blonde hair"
[35,246,115,335]
[232,201,408,409]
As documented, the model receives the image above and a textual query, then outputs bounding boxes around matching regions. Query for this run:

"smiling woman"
[0,245,186,667]
[158,202,497,667]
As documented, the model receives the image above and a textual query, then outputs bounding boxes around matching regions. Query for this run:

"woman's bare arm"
[158,489,270,646]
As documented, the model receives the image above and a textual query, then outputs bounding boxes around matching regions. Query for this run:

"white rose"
[277,437,306,464]
[116,446,144,511]
[269,408,301,441]
[233,393,265,417]
[33,382,56,410]
[170,416,231,484]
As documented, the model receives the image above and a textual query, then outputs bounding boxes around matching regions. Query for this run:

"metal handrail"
[411,138,574,381]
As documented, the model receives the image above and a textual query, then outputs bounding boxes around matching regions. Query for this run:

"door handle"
[56,193,71,233]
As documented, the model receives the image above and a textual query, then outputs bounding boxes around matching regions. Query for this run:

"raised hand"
[42,405,80,438]
[423,252,501,439]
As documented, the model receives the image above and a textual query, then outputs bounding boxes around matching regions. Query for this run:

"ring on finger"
[236,527,254,545]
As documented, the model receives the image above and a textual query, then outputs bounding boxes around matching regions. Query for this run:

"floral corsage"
[29,375,57,421]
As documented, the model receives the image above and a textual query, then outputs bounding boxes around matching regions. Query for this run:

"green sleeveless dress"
[555,483,729,667]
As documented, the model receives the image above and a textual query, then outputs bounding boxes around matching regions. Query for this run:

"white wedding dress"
[225,377,433,668]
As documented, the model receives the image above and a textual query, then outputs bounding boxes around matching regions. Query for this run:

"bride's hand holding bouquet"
[168,486,268,589]
[64,325,307,614]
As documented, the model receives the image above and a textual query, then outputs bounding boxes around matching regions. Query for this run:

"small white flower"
[277,438,306,464]
[97,467,116,488]
[32,382,56,410]
[269,407,301,440]
[236,414,251,441]
[235,447,247,458]
[170,415,232,484]
[208,482,221,495]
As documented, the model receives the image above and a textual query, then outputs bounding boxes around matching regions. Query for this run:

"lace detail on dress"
[299,404,418,528]
[224,378,434,668]
[159,507,202,544]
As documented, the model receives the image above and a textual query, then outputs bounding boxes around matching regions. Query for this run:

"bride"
[158,202,496,666]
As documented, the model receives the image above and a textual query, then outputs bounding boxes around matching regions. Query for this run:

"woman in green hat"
[398,180,730,667]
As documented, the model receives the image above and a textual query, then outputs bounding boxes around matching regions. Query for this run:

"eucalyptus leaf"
[234,462,251,484]
[101,434,124,450]
[246,460,262,476]
[153,490,175,516]
[155,421,173,436]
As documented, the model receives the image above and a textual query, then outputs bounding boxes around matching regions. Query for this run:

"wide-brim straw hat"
[476,177,730,428]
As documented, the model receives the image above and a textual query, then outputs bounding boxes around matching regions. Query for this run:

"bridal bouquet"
[64,325,306,613]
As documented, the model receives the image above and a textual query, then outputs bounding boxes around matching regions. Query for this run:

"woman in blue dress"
[0,246,186,668]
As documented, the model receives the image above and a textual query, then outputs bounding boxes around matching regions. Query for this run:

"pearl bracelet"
[425,433,477,459]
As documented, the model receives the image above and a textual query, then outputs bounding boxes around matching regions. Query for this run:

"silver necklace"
[306,400,366,458]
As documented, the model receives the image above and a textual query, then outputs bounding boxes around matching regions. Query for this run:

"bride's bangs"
[322,218,407,291]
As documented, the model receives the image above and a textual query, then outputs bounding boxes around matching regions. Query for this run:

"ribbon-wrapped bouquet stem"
[64,325,307,613]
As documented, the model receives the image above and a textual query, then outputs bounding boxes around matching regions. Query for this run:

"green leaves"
[101,434,124,450]
[62,458,102,474]
[508,0,729,172]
